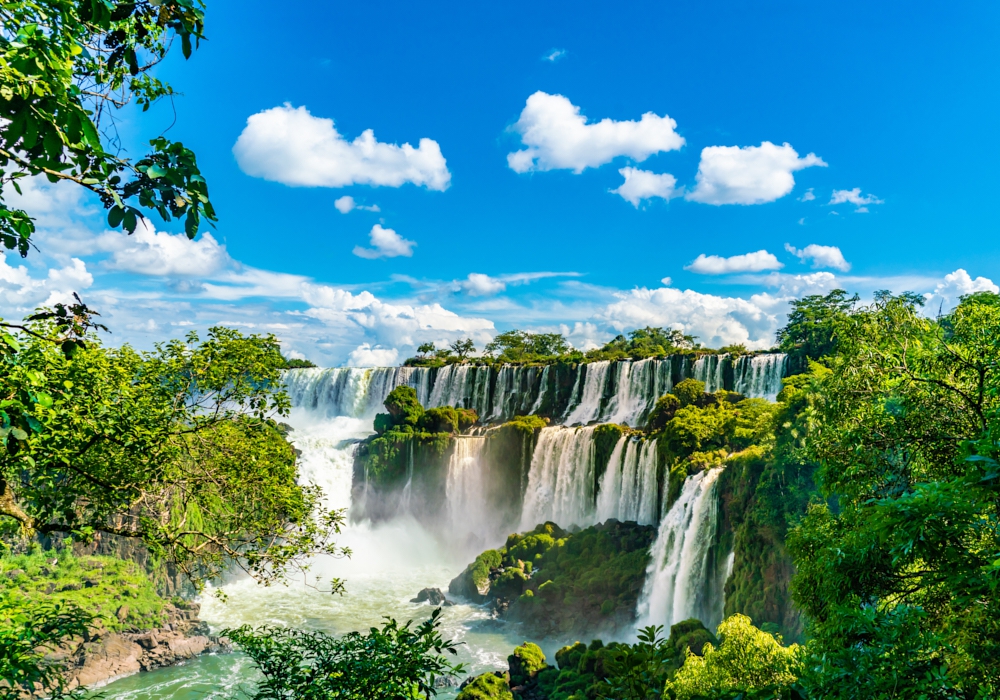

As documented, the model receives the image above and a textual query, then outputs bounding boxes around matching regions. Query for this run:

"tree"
[776,290,857,374]
[787,292,1000,697]
[665,614,804,700]
[417,342,436,357]
[449,338,475,360]
[225,608,463,700]
[0,310,345,590]
[484,330,568,363]
[0,0,215,257]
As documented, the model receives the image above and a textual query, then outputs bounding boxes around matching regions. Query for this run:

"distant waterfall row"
[284,353,787,425]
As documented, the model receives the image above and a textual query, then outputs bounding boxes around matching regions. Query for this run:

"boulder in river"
[410,587,453,606]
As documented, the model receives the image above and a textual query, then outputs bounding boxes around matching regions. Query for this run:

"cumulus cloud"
[924,269,998,313]
[0,253,93,310]
[686,142,826,205]
[233,104,451,190]
[506,92,684,173]
[101,221,232,277]
[686,250,783,275]
[799,188,815,202]
[829,188,883,208]
[353,225,416,260]
[611,167,679,206]
[542,48,567,62]
[784,243,851,272]
[334,196,380,214]
[347,343,399,367]
[462,273,507,296]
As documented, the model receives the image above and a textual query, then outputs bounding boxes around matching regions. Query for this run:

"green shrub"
[672,378,706,407]
[509,642,547,686]
[384,385,424,427]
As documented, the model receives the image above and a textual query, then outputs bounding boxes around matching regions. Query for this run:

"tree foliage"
[666,614,804,700]
[0,593,91,699]
[484,330,569,363]
[787,292,1000,697]
[776,290,857,374]
[0,0,216,256]
[600,327,695,360]
[0,310,345,590]
[225,608,463,700]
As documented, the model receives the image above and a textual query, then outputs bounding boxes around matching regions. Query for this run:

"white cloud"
[456,271,583,297]
[923,269,998,314]
[686,250,784,275]
[686,141,827,205]
[233,104,451,190]
[101,221,232,277]
[784,243,851,272]
[334,196,380,214]
[346,343,399,367]
[542,48,567,62]
[462,273,507,296]
[596,285,786,350]
[611,167,679,206]
[0,253,93,310]
[799,188,815,202]
[829,188,883,207]
[506,92,684,174]
[353,224,416,260]
[798,218,806,225]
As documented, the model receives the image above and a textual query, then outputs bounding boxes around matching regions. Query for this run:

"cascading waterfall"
[446,436,492,543]
[564,361,611,425]
[606,358,665,426]
[529,365,551,414]
[595,437,659,525]
[734,354,787,401]
[282,366,442,420]
[519,426,598,529]
[692,354,728,393]
[637,467,726,631]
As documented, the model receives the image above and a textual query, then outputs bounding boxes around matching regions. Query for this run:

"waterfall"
[564,361,611,425]
[284,367,417,419]
[595,437,660,525]
[519,426,598,530]
[605,358,662,426]
[529,365,550,414]
[734,354,788,401]
[446,436,492,542]
[692,354,727,393]
[637,467,726,631]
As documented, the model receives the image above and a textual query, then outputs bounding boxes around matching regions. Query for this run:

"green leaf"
[107,206,125,228]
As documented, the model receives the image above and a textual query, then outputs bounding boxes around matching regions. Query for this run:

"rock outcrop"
[55,600,228,689]
[410,587,453,606]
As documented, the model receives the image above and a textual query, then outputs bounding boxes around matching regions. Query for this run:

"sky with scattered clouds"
[2,1,999,364]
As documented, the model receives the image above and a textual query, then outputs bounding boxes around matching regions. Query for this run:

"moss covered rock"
[456,672,514,700]
[508,642,548,687]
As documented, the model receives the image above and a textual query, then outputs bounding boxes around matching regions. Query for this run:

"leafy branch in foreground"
[0,594,92,700]
[225,608,464,700]
[0,0,216,256]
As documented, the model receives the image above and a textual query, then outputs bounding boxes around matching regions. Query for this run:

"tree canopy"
[0,0,215,256]
[0,308,344,590]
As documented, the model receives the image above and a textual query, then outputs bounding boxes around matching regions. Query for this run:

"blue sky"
[3,1,999,364]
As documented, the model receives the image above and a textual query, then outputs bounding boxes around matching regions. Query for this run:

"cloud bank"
[686,250,783,275]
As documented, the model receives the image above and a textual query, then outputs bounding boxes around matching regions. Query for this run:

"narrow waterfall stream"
[637,467,727,631]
